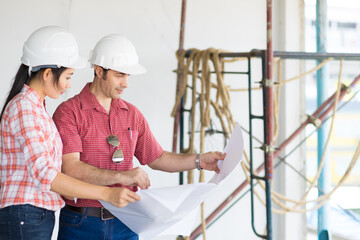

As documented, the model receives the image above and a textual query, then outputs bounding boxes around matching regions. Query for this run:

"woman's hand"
[104,187,141,208]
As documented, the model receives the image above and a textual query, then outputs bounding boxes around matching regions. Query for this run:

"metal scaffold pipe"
[264,0,274,238]
[190,71,360,240]
[173,0,187,185]
[316,1,331,239]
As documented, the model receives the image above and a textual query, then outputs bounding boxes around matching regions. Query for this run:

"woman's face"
[46,68,74,99]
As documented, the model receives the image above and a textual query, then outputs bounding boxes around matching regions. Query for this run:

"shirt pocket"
[117,129,138,165]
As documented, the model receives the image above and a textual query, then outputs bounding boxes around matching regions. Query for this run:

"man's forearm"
[148,151,197,172]
[62,153,150,189]
[148,151,224,173]
[62,160,121,186]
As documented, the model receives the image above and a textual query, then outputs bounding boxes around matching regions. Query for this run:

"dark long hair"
[0,64,66,119]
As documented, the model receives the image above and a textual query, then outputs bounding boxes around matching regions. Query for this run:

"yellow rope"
[273,59,282,143]
[174,48,237,239]
[242,138,360,214]
[289,59,343,209]
[229,57,334,92]
[173,48,357,236]
[278,57,334,86]
[268,59,341,210]
[240,59,360,214]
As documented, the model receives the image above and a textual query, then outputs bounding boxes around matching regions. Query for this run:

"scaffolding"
[176,50,360,240]
[171,1,360,239]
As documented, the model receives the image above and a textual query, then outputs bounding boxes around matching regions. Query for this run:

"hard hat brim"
[65,55,88,69]
[110,63,147,75]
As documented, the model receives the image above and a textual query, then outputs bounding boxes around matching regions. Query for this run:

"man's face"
[100,69,129,99]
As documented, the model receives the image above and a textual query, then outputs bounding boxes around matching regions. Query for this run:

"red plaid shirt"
[53,83,163,207]
[0,85,64,211]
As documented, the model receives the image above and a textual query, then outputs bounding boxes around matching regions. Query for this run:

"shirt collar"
[22,84,45,108]
[79,82,129,111]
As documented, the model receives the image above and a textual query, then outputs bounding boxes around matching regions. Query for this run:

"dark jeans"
[0,204,55,240]
[57,207,138,240]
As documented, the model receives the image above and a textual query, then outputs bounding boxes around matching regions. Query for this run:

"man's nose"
[121,75,129,88]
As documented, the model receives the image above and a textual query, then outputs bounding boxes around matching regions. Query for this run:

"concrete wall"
[0,0,305,239]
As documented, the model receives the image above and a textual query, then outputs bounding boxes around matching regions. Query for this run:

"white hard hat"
[21,26,87,69]
[89,34,146,75]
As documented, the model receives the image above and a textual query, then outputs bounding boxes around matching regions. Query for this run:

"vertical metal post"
[249,51,271,239]
[316,1,331,239]
[249,55,264,238]
[173,0,187,185]
[265,0,274,239]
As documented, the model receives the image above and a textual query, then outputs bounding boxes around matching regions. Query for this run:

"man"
[53,34,225,240]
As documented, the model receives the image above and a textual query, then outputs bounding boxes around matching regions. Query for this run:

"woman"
[0,26,140,240]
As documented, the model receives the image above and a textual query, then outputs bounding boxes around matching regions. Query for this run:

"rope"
[229,57,334,92]
[234,56,358,213]
[242,138,360,214]
[205,86,360,228]
[173,48,359,238]
[247,140,360,213]
[241,59,360,213]
[174,48,238,239]
[292,59,343,207]
[273,59,282,143]
[278,57,334,86]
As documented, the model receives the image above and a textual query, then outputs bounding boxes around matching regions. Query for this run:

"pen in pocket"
[128,127,132,140]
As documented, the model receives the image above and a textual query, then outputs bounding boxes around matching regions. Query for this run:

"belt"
[64,204,115,220]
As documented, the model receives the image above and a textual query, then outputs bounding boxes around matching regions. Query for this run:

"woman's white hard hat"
[21,26,87,70]
[89,34,146,75]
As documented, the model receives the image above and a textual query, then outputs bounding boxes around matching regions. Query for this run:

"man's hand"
[118,167,151,189]
[200,151,226,174]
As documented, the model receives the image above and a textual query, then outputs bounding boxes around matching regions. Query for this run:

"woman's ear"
[42,68,53,82]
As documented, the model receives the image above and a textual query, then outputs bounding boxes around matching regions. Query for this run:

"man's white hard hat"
[21,26,87,70]
[89,34,146,75]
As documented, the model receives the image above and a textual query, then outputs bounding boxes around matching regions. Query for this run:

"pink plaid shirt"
[0,85,64,211]
[53,83,163,207]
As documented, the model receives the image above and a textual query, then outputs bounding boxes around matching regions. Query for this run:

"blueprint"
[100,122,244,239]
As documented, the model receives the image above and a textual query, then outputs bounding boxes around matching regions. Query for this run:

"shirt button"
[20,221,24,225]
